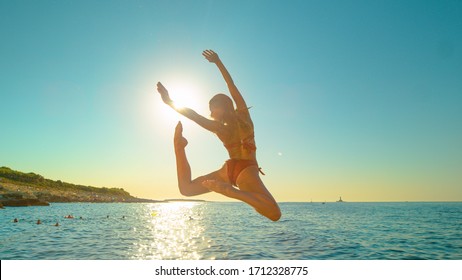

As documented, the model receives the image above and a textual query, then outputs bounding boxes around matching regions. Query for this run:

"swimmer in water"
[157,50,281,221]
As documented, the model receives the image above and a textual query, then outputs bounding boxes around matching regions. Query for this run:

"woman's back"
[218,109,257,160]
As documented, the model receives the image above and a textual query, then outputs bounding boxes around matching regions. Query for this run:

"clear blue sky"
[1,0,461,201]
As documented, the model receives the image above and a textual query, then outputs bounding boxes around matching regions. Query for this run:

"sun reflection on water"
[131,202,208,260]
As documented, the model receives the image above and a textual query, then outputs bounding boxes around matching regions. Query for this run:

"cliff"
[0,166,157,207]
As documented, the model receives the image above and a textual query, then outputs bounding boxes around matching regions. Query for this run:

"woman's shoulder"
[235,107,253,129]
[235,107,253,121]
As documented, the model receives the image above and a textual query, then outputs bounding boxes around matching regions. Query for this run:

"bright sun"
[167,83,202,110]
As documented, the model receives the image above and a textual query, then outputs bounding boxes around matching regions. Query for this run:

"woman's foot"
[174,121,188,149]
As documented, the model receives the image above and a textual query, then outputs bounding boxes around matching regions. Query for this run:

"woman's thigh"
[236,166,272,195]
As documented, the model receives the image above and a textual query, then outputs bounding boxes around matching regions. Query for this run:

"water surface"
[1,202,461,259]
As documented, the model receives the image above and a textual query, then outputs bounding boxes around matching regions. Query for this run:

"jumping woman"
[157,50,281,221]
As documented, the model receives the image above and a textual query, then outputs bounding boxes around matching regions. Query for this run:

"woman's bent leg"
[206,166,281,221]
[174,122,224,196]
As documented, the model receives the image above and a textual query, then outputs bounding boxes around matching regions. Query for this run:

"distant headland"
[0,166,201,208]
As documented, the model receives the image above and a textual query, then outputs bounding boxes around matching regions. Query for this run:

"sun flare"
[155,81,208,125]
[148,79,210,130]
[167,83,203,111]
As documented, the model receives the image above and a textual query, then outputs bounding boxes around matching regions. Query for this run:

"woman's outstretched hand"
[157,82,173,106]
[202,49,220,63]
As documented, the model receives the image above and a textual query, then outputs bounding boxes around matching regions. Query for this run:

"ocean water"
[0,202,461,260]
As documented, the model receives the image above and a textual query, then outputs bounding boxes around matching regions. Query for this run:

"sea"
[1,202,461,260]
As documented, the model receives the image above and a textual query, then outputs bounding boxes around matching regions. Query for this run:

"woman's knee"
[178,181,209,197]
[267,204,282,221]
[256,199,281,221]
[178,182,197,196]
[179,187,195,197]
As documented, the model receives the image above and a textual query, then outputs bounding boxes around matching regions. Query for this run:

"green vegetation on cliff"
[0,166,147,203]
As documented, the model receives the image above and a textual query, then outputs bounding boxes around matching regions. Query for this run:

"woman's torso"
[217,109,257,161]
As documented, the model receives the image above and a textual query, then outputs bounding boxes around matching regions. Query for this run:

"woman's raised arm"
[202,50,248,111]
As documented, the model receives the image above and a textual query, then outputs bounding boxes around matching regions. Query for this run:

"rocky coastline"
[0,192,50,207]
[0,166,160,208]
[0,181,160,208]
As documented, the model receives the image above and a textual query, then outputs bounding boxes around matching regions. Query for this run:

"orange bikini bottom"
[225,159,264,186]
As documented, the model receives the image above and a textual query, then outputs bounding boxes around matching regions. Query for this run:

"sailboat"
[336,196,344,202]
